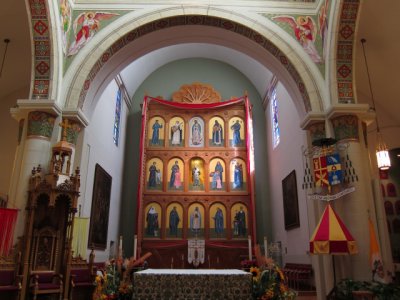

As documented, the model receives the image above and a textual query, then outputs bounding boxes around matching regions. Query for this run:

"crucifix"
[59,118,72,142]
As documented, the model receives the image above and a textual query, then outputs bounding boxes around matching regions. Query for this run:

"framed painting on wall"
[88,164,112,249]
[282,170,300,230]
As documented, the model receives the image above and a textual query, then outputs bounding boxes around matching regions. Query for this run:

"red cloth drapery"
[0,208,18,256]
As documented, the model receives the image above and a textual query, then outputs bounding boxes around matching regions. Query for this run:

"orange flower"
[250,266,260,279]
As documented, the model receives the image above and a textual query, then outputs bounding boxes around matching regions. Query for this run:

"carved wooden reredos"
[172,82,221,104]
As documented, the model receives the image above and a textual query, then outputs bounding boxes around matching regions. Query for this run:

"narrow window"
[271,89,280,148]
[113,88,122,146]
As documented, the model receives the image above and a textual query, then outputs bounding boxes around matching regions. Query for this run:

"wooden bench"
[0,251,22,300]
[69,250,96,300]
[283,263,313,291]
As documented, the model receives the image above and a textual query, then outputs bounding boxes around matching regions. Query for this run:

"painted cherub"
[67,11,119,56]
[272,15,322,63]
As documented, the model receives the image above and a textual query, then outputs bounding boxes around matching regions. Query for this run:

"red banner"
[0,208,18,256]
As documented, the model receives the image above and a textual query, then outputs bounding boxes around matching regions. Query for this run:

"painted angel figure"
[318,0,330,60]
[67,11,119,56]
[272,15,322,63]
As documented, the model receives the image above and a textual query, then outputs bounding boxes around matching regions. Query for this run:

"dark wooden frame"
[88,164,112,249]
[282,170,300,230]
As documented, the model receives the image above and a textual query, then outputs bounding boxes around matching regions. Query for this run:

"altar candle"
[119,235,123,251]
[248,235,252,260]
[264,236,268,257]
[133,235,137,259]
[171,257,174,268]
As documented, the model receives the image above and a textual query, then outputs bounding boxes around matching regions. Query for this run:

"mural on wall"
[166,203,183,238]
[59,0,72,55]
[169,117,184,147]
[188,203,204,238]
[189,158,205,191]
[144,202,161,238]
[230,158,247,191]
[209,116,224,147]
[167,158,184,191]
[272,15,321,64]
[209,203,226,238]
[229,117,245,147]
[67,11,120,56]
[209,158,225,191]
[146,158,163,191]
[189,117,204,147]
[318,0,330,60]
[231,203,248,238]
[148,116,165,147]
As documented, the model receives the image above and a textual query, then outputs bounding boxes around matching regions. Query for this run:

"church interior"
[0,0,399,299]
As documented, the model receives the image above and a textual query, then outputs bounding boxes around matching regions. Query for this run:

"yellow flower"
[250,266,260,279]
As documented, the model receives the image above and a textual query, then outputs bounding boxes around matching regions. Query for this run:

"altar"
[133,269,252,299]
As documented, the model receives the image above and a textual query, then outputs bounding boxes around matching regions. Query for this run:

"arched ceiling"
[119,43,274,101]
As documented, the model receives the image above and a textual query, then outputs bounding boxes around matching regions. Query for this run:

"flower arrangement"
[93,257,136,300]
[250,258,297,300]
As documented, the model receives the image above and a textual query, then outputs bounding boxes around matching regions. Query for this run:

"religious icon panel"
[169,117,184,147]
[146,158,163,191]
[229,117,245,147]
[209,116,224,147]
[166,203,183,239]
[209,203,227,239]
[189,158,205,191]
[167,158,184,191]
[189,117,204,147]
[231,203,248,238]
[148,116,165,147]
[230,158,247,191]
[209,158,226,191]
[188,203,204,238]
[144,202,161,238]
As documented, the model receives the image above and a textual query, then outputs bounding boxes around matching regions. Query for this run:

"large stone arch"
[61,11,324,117]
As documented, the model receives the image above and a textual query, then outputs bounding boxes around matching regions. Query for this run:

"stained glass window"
[271,89,280,148]
[113,88,122,146]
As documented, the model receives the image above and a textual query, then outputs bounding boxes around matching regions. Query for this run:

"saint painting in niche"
[168,159,183,191]
[229,117,244,147]
[170,117,184,146]
[189,158,204,191]
[189,117,204,147]
[209,117,224,146]
[146,158,162,191]
[210,203,226,239]
[148,117,164,147]
[145,203,161,237]
[169,206,180,237]
[230,158,247,191]
[188,205,204,238]
[209,159,225,191]
[232,204,247,238]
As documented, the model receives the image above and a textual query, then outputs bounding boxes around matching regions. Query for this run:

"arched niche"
[209,116,224,147]
[169,116,184,147]
[209,202,227,239]
[209,158,226,191]
[166,203,183,239]
[228,117,245,147]
[187,203,204,239]
[189,157,205,191]
[188,116,205,147]
[146,157,163,191]
[229,158,247,191]
[144,202,161,238]
[231,203,248,239]
[167,158,184,191]
[148,116,165,147]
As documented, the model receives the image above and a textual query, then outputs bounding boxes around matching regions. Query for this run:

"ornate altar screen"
[137,83,256,269]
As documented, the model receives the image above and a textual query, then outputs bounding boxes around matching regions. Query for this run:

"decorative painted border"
[336,0,360,103]
[27,111,56,139]
[77,15,312,112]
[29,0,51,99]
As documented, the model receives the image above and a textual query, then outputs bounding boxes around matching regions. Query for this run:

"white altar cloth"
[138,268,249,275]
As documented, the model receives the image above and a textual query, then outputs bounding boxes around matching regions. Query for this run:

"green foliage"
[335,279,400,300]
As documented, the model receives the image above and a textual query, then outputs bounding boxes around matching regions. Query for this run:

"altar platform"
[133,269,252,299]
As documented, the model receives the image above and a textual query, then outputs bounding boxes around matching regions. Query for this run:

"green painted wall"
[120,58,271,254]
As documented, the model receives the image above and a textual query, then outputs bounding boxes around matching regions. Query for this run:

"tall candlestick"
[133,235,137,259]
[119,235,123,250]
[264,236,268,257]
[248,235,252,261]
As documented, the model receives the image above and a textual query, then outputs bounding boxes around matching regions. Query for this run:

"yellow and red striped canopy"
[310,203,358,255]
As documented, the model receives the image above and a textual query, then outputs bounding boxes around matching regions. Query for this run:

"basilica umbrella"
[310,203,358,288]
